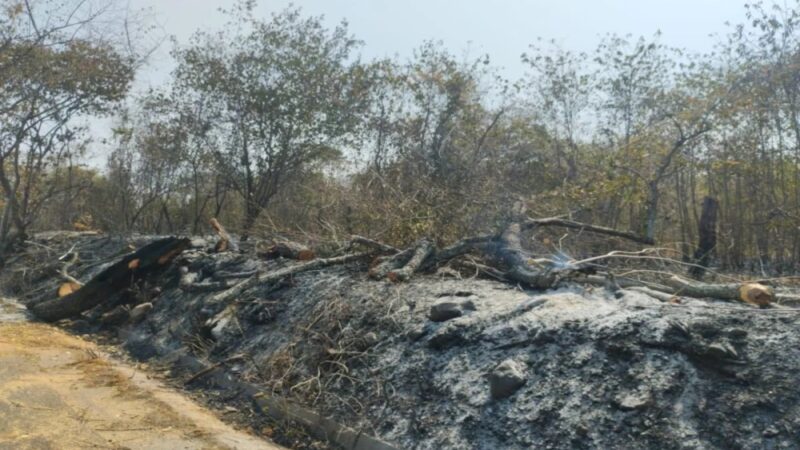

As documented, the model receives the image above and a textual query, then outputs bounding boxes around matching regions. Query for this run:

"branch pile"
[25,216,800,324]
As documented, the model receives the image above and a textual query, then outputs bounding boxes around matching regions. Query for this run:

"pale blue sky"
[131,0,752,89]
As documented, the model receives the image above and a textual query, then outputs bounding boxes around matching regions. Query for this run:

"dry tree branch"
[523,217,655,245]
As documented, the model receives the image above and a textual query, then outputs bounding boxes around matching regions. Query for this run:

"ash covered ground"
[3,232,800,449]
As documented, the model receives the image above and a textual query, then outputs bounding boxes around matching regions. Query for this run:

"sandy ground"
[0,317,283,450]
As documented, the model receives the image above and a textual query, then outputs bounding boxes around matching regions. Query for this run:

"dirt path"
[0,309,284,450]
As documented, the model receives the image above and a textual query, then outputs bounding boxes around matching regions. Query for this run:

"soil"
[0,299,283,450]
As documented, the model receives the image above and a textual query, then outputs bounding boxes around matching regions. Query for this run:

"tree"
[173,4,371,238]
[594,34,718,240]
[0,0,134,253]
[522,40,593,182]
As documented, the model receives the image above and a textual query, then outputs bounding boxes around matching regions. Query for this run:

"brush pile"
[3,220,800,449]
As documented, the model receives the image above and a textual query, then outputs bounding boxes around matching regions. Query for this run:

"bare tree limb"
[210,252,370,305]
[523,217,655,245]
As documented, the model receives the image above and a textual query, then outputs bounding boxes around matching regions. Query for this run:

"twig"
[184,354,246,385]
[350,235,399,254]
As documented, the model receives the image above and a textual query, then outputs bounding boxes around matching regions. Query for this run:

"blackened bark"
[30,237,191,322]
[689,197,719,279]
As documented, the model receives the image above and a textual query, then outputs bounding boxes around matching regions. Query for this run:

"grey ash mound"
[4,233,800,449]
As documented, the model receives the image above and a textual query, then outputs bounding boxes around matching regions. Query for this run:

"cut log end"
[58,281,82,298]
[263,241,316,261]
[739,283,773,307]
[295,250,316,261]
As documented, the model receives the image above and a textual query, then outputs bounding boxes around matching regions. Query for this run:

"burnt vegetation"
[7,1,800,449]
[6,0,800,279]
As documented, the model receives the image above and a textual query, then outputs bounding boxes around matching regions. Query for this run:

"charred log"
[488,223,557,289]
[368,247,415,280]
[30,237,191,322]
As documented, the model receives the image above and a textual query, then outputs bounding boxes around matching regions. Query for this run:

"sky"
[129,0,753,91]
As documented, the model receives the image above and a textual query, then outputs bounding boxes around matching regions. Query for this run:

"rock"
[489,359,526,399]
[613,391,651,411]
[461,299,477,311]
[429,302,463,322]
[129,302,153,323]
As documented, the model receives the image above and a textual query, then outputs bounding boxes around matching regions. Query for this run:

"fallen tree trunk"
[665,276,773,307]
[368,247,415,280]
[488,223,557,289]
[30,237,191,322]
[624,286,677,303]
[776,293,800,305]
[584,273,773,306]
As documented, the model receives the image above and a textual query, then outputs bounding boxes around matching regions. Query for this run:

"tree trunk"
[689,197,719,280]
[644,181,659,242]
[241,200,261,241]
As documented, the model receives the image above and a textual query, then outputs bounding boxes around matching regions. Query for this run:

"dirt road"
[0,305,283,450]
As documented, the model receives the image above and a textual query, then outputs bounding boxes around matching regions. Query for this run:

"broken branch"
[211,218,238,252]
[387,239,434,282]
[210,252,370,305]
[523,217,655,245]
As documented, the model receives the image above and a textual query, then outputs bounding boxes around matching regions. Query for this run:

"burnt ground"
[3,231,800,449]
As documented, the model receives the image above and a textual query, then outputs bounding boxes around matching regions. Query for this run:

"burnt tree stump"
[689,197,719,280]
